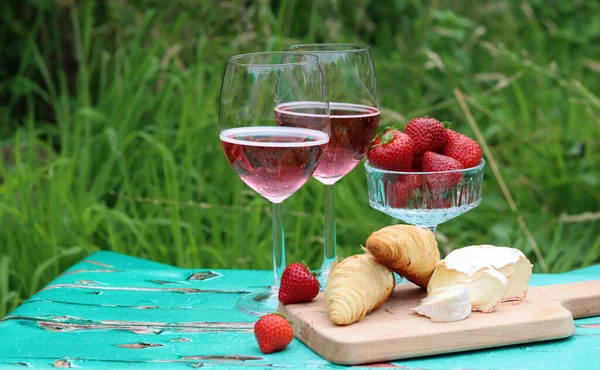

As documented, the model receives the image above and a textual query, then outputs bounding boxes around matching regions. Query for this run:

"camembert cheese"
[465,266,508,312]
[413,285,472,322]
[428,245,533,302]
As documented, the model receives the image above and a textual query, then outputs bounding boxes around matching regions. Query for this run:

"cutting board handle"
[541,280,600,319]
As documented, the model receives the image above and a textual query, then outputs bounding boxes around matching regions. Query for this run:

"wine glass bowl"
[365,160,485,231]
[313,103,379,184]
[285,44,379,185]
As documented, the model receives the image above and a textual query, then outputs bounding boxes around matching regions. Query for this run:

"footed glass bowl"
[365,159,485,233]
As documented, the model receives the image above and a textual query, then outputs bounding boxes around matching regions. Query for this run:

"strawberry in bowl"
[365,118,485,233]
[368,128,415,172]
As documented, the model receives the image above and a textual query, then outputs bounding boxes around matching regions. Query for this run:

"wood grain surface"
[279,280,600,365]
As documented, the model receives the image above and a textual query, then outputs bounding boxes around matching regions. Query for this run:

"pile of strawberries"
[366,117,483,207]
[367,117,482,173]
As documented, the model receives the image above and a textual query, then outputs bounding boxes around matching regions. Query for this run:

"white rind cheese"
[428,245,533,302]
[413,285,472,322]
[465,267,508,312]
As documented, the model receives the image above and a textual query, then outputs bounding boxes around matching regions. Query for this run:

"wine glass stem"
[321,184,337,272]
[424,225,437,234]
[271,201,285,292]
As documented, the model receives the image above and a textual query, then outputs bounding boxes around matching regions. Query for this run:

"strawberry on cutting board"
[442,129,482,168]
[367,128,414,171]
[404,117,446,156]
[278,262,320,304]
[254,313,294,354]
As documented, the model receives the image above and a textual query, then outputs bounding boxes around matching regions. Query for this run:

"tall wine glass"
[219,52,330,316]
[285,44,379,286]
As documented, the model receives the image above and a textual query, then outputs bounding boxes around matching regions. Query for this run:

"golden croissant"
[325,253,395,325]
[366,225,440,288]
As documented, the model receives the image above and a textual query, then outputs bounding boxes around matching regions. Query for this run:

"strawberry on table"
[367,128,414,171]
[254,313,294,354]
[278,262,320,304]
[405,117,446,156]
[442,129,482,168]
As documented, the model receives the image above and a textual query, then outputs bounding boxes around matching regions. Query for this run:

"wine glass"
[364,160,486,233]
[219,52,330,316]
[284,44,379,287]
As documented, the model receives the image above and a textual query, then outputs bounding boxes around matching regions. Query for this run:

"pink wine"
[220,127,329,203]
[276,102,379,185]
[315,102,379,184]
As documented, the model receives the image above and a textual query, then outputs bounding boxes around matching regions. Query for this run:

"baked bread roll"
[325,253,394,325]
[366,225,440,288]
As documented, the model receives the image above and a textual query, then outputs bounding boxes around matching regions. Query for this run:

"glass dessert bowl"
[365,159,485,233]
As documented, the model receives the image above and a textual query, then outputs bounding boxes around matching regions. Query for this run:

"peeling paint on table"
[0,251,598,369]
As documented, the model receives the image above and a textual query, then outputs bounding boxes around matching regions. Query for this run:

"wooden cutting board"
[278,280,600,365]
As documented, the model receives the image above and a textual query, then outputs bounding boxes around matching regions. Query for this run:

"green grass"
[1,0,599,317]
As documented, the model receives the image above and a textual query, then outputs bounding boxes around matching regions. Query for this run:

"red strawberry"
[405,117,446,156]
[367,128,414,171]
[412,155,423,171]
[423,151,463,173]
[426,196,452,209]
[422,151,463,188]
[442,129,482,168]
[254,313,294,354]
[278,262,320,304]
[387,173,422,208]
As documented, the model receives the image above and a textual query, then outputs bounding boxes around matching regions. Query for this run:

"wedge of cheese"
[413,285,471,322]
[465,266,508,312]
[428,245,532,302]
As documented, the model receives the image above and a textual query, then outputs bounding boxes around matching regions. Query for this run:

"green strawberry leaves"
[370,126,396,150]
[380,129,396,145]
[441,121,452,129]
[373,126,398,146]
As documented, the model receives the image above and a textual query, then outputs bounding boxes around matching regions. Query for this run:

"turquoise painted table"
[0,251,598,369]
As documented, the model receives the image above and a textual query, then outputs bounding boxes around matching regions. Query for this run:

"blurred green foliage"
[0,0,599,317]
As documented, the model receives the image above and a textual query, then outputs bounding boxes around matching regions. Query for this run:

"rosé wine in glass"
[275,102,379,184]
[220,126,329,203]
[313,102,379,184]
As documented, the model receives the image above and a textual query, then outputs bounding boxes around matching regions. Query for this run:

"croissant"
[365,225,440,288]
[325,253,395,325]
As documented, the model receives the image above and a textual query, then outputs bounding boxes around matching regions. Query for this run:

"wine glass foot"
[237,289,280,317]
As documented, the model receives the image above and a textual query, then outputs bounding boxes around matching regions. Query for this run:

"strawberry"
[367,128,414,171]
[404,117,446,156]
[278,262,320,304]
[426,196,452,209]
[422,151,463,188]
[254,313,294,354]
[387,173,422,208]
[423,151,463,173]
[412,155,423,171]
[442,129,482,168]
